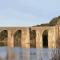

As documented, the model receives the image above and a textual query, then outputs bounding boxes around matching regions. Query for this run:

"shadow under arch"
[30,29,36,48]
[14,30,22,47]
[0,30,8,46]
[42,30,48,48]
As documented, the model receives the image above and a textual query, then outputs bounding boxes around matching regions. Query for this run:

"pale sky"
[0,0,60,27]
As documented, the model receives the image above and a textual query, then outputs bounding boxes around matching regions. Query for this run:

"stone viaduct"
[0,25,60,48]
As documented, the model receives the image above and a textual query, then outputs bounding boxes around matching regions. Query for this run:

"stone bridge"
[0,26,59,48]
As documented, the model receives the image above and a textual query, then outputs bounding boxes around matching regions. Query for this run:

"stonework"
[0,25,59,48]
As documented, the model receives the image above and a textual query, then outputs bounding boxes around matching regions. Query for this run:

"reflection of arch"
[0,30,8,46]
[30,30,36,48]
[42,30,48,48]
[14,30,22,47]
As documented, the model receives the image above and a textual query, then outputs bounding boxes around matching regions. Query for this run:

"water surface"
[0,47,60,60]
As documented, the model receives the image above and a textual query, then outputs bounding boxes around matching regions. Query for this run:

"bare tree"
[51,49,60,60]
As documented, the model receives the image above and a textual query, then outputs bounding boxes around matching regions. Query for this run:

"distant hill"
[49,16,60,26]
[32,16,60,27]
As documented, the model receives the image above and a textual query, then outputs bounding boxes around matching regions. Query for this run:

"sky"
[0,0,60,27]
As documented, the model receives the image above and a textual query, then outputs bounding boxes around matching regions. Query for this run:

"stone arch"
[0,30,8,46]
[14,30,22,47]
[42,30,48,48]
[30,30,36,48]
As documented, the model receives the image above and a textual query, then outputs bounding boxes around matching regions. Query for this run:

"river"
[0,47,60,60]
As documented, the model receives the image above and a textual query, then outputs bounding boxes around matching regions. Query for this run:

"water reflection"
[0,47,60,60]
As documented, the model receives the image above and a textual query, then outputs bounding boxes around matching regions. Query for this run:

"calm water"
[0,47,60,60]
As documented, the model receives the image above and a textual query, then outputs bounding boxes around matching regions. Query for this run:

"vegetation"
[0,30,7,41]
[14,30,21,47]
[50,49,60,60]
[49,16,60,26]
[30,30,36,48]
[0,30,7,46]
[33,16,60,27]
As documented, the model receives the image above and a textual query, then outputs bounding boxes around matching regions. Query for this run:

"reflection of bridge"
[0,48,60,60]
[0,26,59,48]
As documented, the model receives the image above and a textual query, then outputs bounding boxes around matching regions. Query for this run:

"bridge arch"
[30,30,36,48]
[14,30,22,47]
[42,30,48,48]
[0,30,8,46]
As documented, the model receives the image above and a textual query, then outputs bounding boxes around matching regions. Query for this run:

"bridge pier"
[8,30,14,48]
[21,28,30,48]
[36,30,42,48]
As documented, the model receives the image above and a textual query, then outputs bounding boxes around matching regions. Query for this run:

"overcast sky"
[0,0,60,27]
